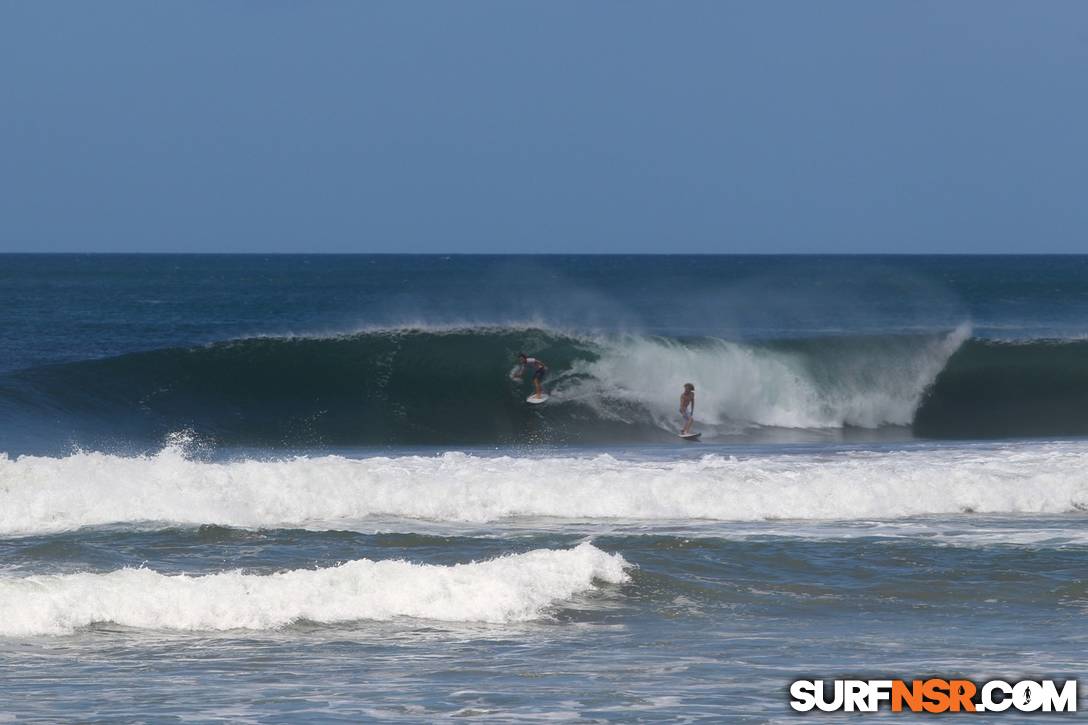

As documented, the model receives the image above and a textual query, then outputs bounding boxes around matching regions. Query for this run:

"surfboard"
[526,393,549,404]
[679,432,701,440]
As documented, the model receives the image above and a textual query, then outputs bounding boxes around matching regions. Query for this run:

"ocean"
[0,254,1085,722]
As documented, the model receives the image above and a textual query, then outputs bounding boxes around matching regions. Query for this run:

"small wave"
[0,543,629,636]
[1,443,1086,536]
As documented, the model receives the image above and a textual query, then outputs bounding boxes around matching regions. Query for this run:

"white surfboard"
[679,432,701,440]
[526,393,550,404]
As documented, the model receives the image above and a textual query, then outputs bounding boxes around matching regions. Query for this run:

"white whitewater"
[0,543,629,636]
[561,324,971,430]
[1,438,1086,536]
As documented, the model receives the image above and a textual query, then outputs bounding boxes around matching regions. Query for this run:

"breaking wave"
[1,442,1086,537]
[0,543,629,636]
[0,325,982,447]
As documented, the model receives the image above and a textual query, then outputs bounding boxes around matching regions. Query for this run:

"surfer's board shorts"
[533,366,547,382]
[680,409,693,422]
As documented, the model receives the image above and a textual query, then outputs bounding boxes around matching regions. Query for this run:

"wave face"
[9,325,1088,444]
[0,326,976,447]
[2,444,1086,536]
[914,338,1088,438]
[0,543,629,636]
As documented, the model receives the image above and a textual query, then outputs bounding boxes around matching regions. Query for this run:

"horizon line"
[2,251,1087,257]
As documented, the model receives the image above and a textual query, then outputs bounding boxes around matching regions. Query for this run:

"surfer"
[515,352,548,399]
[680,383,695,435]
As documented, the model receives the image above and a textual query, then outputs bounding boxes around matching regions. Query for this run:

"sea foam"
[1,441,1086,536]
[0,543,628,636]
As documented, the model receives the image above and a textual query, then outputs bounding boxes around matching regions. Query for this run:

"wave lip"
[0,543,629,636]
[2,443,1087,536]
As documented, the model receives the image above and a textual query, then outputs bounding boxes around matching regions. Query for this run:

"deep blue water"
[0,255,1085,721]
[3,254,1088,373]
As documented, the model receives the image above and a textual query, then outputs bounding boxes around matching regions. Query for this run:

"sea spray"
[565,324,970,429]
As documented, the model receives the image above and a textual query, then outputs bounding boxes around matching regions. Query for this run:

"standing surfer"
[680,383,695,435]
[515,352,548,400]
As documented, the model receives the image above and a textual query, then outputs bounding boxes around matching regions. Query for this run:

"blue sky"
[1,1,1086,253]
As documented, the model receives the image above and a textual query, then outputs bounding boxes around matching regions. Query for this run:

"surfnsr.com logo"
[789,679,1078,713]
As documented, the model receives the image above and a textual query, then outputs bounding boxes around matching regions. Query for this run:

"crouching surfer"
[680,383,695,435]
[515,352,548,400]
